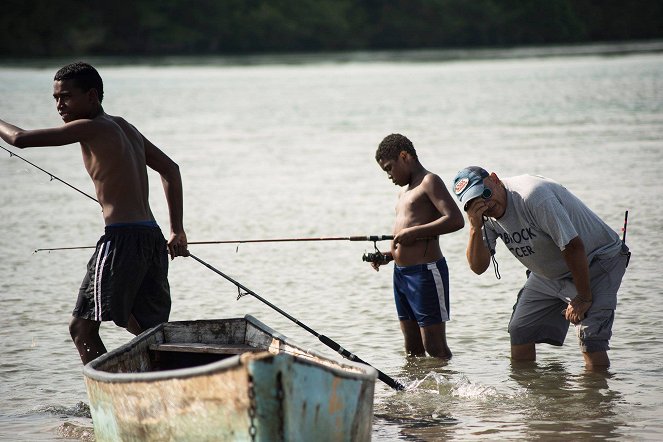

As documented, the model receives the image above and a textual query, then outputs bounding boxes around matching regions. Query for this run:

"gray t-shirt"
[483,175,622,280]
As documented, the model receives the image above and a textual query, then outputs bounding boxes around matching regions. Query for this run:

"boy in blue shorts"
[371,134,464,358]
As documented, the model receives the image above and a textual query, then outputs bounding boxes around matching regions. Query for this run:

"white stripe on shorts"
[93,241,112,321]
[427,262,449,321]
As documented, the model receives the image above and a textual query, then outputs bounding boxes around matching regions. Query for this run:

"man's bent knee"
[511,343,536,361]
[583,350,610,370]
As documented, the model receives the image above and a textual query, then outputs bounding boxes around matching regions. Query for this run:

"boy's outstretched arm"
[0,118,96,148]
[0,119,25,146]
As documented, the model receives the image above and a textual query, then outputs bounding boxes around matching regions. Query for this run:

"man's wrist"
[469,225,484,238]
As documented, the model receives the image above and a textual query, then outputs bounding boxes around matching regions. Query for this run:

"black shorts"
[73,224,170,329]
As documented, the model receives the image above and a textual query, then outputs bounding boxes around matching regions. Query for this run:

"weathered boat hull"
[83,315,376,441]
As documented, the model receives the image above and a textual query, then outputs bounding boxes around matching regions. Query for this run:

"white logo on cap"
[455,178,469,194]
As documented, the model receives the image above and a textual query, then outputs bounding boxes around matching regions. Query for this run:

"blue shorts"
[393,258,450,327]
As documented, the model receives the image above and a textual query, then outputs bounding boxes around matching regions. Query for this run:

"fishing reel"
[362,251,386,263]
[362,240,391,264]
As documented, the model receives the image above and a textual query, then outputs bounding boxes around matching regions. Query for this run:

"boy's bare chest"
[396,187,434,218]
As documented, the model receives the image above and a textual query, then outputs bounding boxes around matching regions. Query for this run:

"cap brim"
[459,184,485,204]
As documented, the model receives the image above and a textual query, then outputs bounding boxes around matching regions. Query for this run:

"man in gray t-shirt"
[453,166,629,370]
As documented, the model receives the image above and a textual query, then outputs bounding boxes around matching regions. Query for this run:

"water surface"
[1,47,662,440]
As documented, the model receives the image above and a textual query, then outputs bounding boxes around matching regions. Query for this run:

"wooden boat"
[83,315,377,442]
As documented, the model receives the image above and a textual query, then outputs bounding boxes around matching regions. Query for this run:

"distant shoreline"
[1,39,662,69]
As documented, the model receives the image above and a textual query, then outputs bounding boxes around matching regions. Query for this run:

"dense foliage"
[2,0,662,57]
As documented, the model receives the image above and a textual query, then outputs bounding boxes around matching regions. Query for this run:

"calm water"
[1,46,662,440]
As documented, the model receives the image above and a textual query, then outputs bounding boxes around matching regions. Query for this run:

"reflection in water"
[509,361,626,440]
[1,51,662,440]
[376,357,629,440]
[375,356,524,440]
[376,357,459,441]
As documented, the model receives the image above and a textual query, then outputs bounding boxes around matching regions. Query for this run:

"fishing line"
[1,144,99,204]
[622,210,631,268]
[483,216,501,279]
[188,252,406,391]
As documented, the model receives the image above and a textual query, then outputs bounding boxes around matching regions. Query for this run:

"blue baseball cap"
[453,166,489,205]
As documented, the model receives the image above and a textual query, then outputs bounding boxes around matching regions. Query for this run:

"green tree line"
[2,0,662,57]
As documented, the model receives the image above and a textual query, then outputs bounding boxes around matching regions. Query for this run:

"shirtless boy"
[372,134,464,358]
[0,62,188,364]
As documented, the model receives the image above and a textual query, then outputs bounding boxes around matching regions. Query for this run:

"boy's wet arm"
[144,137,180,179]
[0,119,23,145]
[0,118,95,148]
[425,175,465,234]
[143,136,186,242]
[410,214,462,239]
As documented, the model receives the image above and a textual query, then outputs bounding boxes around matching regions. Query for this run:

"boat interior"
[147,342,264,371]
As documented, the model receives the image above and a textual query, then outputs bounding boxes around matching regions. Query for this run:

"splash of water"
[451,375,499,399]
[406,371,501,400]
[39,401,91,418]
[405,371,447,392]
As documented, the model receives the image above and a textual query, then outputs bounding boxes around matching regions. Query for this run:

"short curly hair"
[54,62,104,103]
[375,133,417,162]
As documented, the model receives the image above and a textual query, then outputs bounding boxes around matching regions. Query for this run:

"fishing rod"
[192,235,393,244]
[1,144,99,204]
[188,252,407,391]
[33,235,394,253]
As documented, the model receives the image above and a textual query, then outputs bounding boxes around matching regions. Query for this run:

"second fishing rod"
[34,235,395,264]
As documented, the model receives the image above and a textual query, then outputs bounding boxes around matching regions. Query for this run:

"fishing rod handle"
[349,235,394,241]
